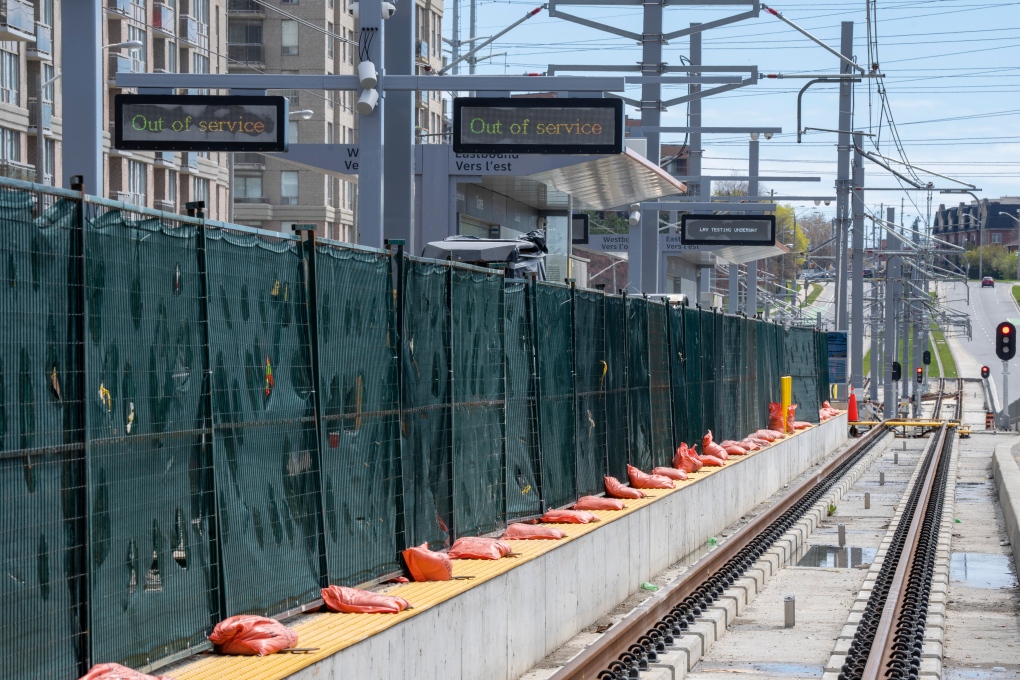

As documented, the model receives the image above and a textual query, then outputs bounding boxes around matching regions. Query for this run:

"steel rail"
[551,424,887,680]
[861,423,950,679]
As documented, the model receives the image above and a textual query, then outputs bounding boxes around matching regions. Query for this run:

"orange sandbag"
[702,430,729,460]
[402,543,453,582]
[448,536,513,560]
[321,585,411,613]
[699,455,725,467]
[501,523,567,540]
[786,404,798,432]
[737,439,761,451]
[768,401,785,431]
[754,429,778,442]
[541,508,600,524]
[822,400,832,409]
[605,475,646,499]
[653,466,688,481]
[208,615,298,656]
[676,443,703,473]
[80,664,173,680]
[720,440,740,447]
[793,421,812,430]
[627,464,675,490]
[759,428,785,439]
[724,445,748,456]
[574,495,625,511]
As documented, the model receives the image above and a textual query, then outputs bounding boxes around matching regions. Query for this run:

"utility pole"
[833,21,854,333]
[850,131,865,391]
[870,281,880,402]
[746,137,759,316]
[452,0,460,74]
[469,0,477,74]
[884,233,901,419]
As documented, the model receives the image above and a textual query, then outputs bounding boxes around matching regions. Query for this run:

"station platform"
[164,414,848,680]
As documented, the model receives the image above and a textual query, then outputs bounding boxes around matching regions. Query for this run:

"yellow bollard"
[781,376,793,433]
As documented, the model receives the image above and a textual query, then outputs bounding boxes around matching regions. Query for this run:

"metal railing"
[0,0,34,35]
[152,2,175,36]
[227,42,263,65]
[227,0,265,12]
[0,158,34,181]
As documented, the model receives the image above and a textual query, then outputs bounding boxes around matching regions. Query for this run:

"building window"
[281,21,299,55]
[0,128,20,162]
[326,176,334,206]
[128,25,147,72]
[281,171,299,204]
[235,174,263,202]
[992,233,1002,244]
[193,177,209,207]
[128,160,147,201]
[347,29,354,64]
[43,139,55,183]
[327,22,334,58]
[0,50,18,105]
[41,0,54,26]
[42,63,55,102]
[194,0,210,23]
[288,120,298,143]
[326,122,333,144]
[167,169,178,205]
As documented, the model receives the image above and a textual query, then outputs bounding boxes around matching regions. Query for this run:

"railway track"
[550,383,961,680]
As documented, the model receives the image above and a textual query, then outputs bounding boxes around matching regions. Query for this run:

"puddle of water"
[949,552,1018,589]
[797,545,877,568]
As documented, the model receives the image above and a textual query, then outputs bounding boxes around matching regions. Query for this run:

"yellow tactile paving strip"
[166,421,838,680]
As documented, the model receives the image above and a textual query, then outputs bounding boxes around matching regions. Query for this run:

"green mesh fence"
[533,283,576,509]
[450,266,505,538]
[625,298,652,470]
[573,289,608,497]
[316,244,401,585]
[503,282,542,520]
[816,332,831,409]
[83,207,217,667]
[205,227,324,618]
[0,189,85,680]
[604,294,629,480]
[399,257,452,549]
[647,301,674,468]
[0,178,835,679]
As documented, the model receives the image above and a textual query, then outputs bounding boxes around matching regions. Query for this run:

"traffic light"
[981,365,990,379]
[892,361,902,381]
[996,321,1017,361]
[916,367,923,384]
[923,350,931,366]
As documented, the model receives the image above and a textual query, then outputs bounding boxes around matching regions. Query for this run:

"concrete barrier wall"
[992,440,1020,577]
[294,414,849,680]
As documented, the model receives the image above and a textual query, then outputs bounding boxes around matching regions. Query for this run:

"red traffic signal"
[981,365,990,379]
[997,321,1017,361]
[916,367,923,384]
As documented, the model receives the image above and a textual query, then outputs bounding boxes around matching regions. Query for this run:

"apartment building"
[227,0,444,241]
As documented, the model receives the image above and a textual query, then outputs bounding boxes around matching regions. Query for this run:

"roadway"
[944,279,1020,406]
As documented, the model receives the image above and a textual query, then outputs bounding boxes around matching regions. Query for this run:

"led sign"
[114,94,288,152]
[453,98,624,154]
[680,215,776,247]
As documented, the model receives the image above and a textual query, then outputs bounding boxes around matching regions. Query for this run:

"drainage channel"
[547,427,891,680]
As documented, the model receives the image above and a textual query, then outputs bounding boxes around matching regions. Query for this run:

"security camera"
[382,2,396,19]
[764,132,773,140]
[358,61,378,89]
[628,210,641,227]
[357,88,380,115]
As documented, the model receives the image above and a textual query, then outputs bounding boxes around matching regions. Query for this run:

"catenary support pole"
[745,137,759,316]
[884,216,902,419]
[357,0,386,248]
[833,21,853,332]
[850,131,865,390]
[638,0,664,293]
[384,0,414,248]
[61,0,103,194]
[689,27,702,200]
[870,282,880,402]
[729,265,739,313]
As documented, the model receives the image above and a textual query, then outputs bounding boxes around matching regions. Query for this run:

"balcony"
[154,151,176,167]
[27,23,51,60]
[234,195,268,204]
[227,0,264,13]
[416,40,429,63]
[152,3,176,37]
[0,0,36,41]
[154,199,176,213]
[27,98,51,133]
[116,191,146,207]
[180,152,199,174]
[106,0,130,16]
[0,159,35,182]
[233,152,264,168]
[179,15,209,49]
[108,52,144,85]
[227,43,264,67]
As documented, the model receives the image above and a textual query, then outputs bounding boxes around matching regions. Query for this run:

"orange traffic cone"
[848,386,859,422]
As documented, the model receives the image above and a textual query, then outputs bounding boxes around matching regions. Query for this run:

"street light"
[102,40,144,50]
[290,109,314,120]
[942,189,983,282]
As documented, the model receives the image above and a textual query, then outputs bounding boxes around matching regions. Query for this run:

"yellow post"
[781,376,793,433]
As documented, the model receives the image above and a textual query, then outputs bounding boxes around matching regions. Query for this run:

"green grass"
[930,325,957,379]
[801,283,823,308]
[862,348,871,379]
[1012,284,1020,309]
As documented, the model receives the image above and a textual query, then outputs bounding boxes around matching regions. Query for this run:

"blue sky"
[448,0,1020,227]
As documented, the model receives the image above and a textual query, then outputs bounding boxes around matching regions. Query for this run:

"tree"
[797,211,835,267]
